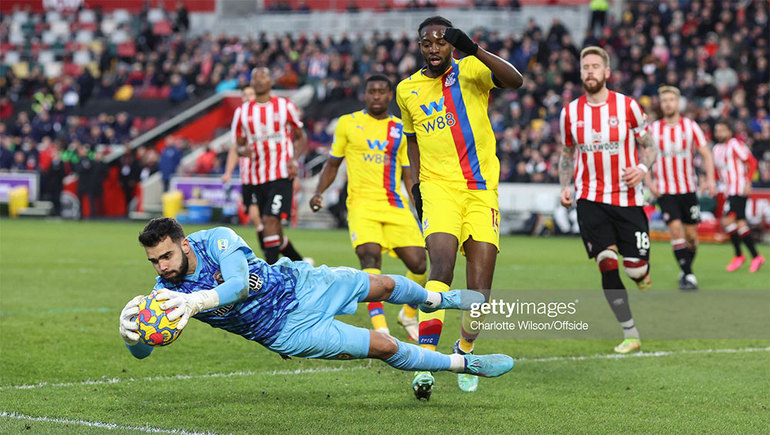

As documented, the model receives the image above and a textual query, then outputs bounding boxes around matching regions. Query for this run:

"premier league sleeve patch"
[217,239,228,251]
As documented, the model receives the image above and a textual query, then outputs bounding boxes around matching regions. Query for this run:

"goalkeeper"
[119,217,514,379]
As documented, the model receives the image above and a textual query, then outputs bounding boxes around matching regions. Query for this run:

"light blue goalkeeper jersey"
[152,227,306,346]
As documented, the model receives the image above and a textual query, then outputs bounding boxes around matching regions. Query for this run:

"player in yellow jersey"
[310,75,428,342]
[396,16,523,399]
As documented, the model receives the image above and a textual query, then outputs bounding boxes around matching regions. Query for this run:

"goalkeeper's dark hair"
[418,16,453,35]
[365,74,392,91]
[139,217,186,247]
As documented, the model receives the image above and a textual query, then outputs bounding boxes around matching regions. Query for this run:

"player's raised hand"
[622,166,646,188]
[442,28,478,56]
[560,186,573,208]
[309,193,323,212]
[119,295,145,346]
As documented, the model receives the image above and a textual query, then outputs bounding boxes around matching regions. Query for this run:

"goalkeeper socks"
[726,224,742,257]
[280,236,303,261]
[385,274,429,305]
[263,235,281,264]
[418,280,449,351]
[672,238,692,275]
[364,268,388,332]
[738,226,759,257]
[383,339,464,372]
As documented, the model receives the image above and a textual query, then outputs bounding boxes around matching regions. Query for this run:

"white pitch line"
[0,411,213,434]
[1,347,767,392]
[0,363,372,391]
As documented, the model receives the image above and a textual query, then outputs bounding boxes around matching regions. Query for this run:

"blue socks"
[384,339,452,371]
[386,275,428,305]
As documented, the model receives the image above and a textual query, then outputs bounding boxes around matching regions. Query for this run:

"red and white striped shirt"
[560,91,647,207]
[713,137,752,196]
[649,117,707,195]
[231,96,304,185]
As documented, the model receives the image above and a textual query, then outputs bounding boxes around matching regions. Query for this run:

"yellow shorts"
[420,181,500,253]
[347,203,425,253]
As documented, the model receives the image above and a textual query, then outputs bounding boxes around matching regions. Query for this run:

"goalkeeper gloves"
[411,182,423,223]
[443,28,478,56]
[119,295,144,346]
[155,288,220,331]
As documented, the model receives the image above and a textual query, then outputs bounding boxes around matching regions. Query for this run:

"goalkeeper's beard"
[164,250,190,284]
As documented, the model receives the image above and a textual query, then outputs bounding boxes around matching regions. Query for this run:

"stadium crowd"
[2,0,769,211]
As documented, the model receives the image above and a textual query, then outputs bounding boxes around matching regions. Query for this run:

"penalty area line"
[1,347,767,392]
[0,411,212,435]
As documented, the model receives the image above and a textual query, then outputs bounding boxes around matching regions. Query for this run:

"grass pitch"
[1,219,768,433]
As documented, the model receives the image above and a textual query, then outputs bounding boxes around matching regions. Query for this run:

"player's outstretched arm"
[310,156,343,212]
[558,145,576,208]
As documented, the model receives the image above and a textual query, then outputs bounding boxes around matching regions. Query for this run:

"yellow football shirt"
[396,55,499,191]
[329,110,409,209]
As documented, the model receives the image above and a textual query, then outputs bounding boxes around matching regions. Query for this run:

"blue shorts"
[266,265,372,360]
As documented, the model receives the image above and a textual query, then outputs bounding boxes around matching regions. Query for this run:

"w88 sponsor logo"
[422,113,456,133]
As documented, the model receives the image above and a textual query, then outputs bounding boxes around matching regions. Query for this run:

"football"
[136,294,182,346]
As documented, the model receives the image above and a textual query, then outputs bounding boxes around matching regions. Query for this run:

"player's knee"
[358,254,379,270]
[623,257,649,281]
[596,249,619,272]
[407,255,427,275]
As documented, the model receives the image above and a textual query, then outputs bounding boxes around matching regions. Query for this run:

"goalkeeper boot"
[462,354,515,378]
[412,371,434,401]
[420,289,485,313]
[613,338,641,354]
[397,307,419,341]
[454,339,478,392]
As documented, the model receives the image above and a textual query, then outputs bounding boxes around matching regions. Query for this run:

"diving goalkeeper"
[118,217,514,379]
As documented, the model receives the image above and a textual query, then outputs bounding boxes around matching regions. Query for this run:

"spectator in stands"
[31,110,55,142]
[119,146,141,213]
[159,137,184,191]
[0,97,14,120]
[174,1,190,33]
[42,144,66,217]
